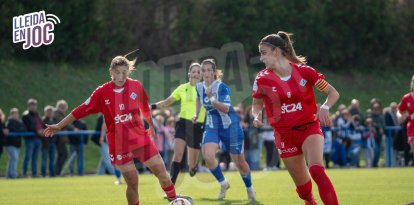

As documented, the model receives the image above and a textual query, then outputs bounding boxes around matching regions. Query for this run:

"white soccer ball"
[169,198,192,205]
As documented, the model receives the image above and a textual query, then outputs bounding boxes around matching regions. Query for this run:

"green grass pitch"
[0,168,413,205]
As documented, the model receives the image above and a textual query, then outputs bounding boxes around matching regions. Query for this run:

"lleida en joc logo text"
[13,10,60,50]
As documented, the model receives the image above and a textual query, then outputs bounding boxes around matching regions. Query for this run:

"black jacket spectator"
[70,120,88,145]
[22,110,43,139]
[5,118,27,147]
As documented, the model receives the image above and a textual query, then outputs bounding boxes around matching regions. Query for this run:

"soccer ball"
[169,198,192,205]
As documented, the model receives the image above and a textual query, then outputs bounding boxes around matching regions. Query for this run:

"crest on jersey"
[300,79,307,86]
[130,92,137,100]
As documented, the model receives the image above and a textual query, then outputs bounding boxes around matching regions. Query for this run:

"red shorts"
[110,141,160,165]
[274,121,323,158]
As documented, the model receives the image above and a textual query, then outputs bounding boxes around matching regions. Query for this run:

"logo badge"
[13,10,60,50]
[300,79,307,86]
[130,92,137,100]
[105,99,110,105]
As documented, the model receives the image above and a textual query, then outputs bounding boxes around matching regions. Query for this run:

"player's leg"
[227,126,255,201]
[187,122,203,176]
[116,162,139,205]
[303,134,338,205]
[187,146,200,175]
[170,138,186,184]
[202,142,229,199]
[282,154,316,205]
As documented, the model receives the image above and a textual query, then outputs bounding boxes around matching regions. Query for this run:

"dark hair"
[260,31,306,64]
[201,59,223,80]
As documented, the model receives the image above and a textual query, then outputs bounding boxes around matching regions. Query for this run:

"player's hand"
[206,86,212,98]
[317,109,331,127]
[253,118,263,128]
[43,124,61,137]
[192,115,198,124]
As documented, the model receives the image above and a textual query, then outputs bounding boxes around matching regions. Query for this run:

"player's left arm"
[315,79,340,127]
[137,84,155,138]
[208,85,230,113]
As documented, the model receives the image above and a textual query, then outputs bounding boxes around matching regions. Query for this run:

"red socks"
[162,183,176,199]
[133,202,139,205]
[296,180,316,204]
[309,163,338,205]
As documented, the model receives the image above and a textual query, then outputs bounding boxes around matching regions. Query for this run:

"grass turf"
[0,167,413,205]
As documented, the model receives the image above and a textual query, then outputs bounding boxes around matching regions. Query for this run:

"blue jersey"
[196,80,239,129]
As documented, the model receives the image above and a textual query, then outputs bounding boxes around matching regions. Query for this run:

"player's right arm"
[251,76,264,128]
[44,114,76,137]
[44,86,102,137]
[152,96,176,109]
[192,97,201,124]
[252,98,264,128]
[151,85,181,109]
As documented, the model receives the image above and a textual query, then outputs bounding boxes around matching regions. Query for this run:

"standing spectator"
[369,102,385,167]
[260,112,280,170]
[321,125,333,169]
[348,115,364,167]
[95,114,115,175]
[22,98,43,177]
[69,119,88,176]
[363,118,377,168]
[244,106,262,171]
[5,108,25,178]
[348,99,364,122]
[41,105,57,177]
[164,116,176,169]
[384,102,400,167]
[153,114,167,165]
[0,108,7,161]
[53,99,75,175]
[397,75,414,164]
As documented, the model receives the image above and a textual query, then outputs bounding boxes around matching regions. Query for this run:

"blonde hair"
[109,56,136,71]
[259,31,307,64]
[201,59,223,81]
[56,100,68,109]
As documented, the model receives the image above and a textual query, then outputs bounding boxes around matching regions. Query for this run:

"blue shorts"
[202,123,244,154]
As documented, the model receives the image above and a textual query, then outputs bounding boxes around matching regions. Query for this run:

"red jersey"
[252,64,324,132]
[72,78,152,160]
[398,93,414,133]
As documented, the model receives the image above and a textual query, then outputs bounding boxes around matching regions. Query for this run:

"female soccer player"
[252,31,339,205]
[43,56,191,205]
[398,75,414,158]
[151,63,206,184]
[192,59,256,202]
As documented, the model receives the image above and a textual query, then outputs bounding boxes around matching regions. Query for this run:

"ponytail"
[260,31,307,64]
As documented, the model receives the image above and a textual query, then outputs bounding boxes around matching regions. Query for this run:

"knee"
[309,163,326,180]
[202,152,215,163]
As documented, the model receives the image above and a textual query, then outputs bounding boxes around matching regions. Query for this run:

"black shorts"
[175,118,204,149]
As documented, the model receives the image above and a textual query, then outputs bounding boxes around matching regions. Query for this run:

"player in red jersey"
[43,56,192,205]
[398,75,414,157]
[252,31,339,205]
